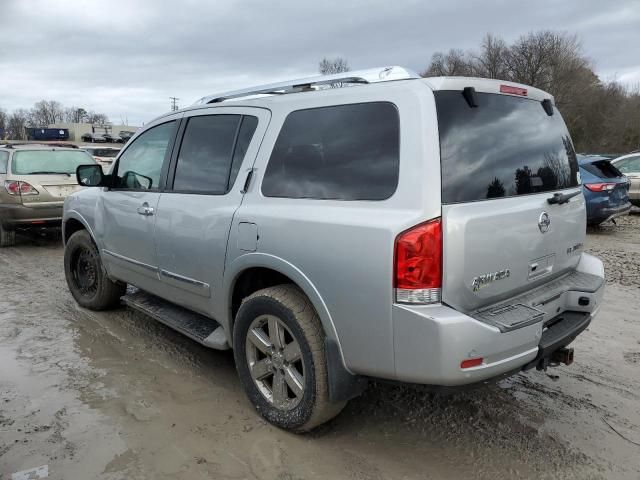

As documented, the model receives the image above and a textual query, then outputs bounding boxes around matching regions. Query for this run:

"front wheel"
[233,285,345,432]
[64,230,125,310]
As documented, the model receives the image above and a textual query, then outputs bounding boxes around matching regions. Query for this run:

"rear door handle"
[137,202,154,216]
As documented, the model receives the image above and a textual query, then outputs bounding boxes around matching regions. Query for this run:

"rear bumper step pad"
[471,270,603,332]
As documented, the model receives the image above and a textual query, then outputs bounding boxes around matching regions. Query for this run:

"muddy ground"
[1,216,639,480]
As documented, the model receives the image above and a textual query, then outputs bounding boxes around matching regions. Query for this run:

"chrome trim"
[160,269,210,290]
[102,249,157,272]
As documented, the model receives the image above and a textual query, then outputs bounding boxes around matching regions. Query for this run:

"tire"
[233,285,346,432]
[64,230,125,310]
[0,224,15,248]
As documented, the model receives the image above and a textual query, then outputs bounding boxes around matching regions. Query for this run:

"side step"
[121,289,229,350]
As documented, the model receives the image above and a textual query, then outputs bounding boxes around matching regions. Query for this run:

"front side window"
[12,150,95,175]
[262,102,400,201]
[172,114,254,193]
[0,151,8,174]
[616,156,640,173]
[114,121,175,190]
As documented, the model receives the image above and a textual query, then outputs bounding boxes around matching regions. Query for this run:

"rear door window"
[171,114,258,194]
[436,91,579,204]
[262,102,400,200]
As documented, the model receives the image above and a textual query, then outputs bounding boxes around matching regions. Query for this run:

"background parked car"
[578,154,631,225]
[102,133,124,143]
[0,143,96,246]
[82,146,120,168]
[80,132,107,143]
[610,153,640,207]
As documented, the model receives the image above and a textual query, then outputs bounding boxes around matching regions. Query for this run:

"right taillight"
[394,218,442,304]
[584,183,616,192]
[4,180,39,196]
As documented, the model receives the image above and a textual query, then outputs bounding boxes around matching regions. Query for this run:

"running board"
[121,289,229,350]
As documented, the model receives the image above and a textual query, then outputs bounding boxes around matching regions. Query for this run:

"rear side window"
[262,102,400,200]
[615,155,640,173]
[0,151,8,174]
[581,160,623,179]
[172,115,258,194]
[436,91,579,204]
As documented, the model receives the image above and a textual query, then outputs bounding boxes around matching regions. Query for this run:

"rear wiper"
[28,171,71,177]
[547,191,581,205]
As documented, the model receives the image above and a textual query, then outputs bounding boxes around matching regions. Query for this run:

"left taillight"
[394,218,442,304]
[4,180,39,196]
[584,182,616,192]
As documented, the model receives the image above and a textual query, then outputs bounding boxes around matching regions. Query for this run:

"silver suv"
[62,67,605,432]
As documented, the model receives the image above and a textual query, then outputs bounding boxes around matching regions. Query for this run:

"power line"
[169,97,180,111]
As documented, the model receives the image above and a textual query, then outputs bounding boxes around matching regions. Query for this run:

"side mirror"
[76,164,105,187]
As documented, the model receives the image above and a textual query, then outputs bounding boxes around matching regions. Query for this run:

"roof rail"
[1,142,79,149]
[194,66,420,105]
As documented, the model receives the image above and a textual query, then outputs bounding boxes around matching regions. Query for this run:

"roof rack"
[194,66,420,105]
[1,142,79,149]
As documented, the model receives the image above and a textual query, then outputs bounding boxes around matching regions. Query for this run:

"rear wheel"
[0,224,16,248]
[64,230,125,310]
[233,285,345,432]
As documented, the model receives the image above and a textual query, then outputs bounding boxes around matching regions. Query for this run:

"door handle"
[137,203,154,216]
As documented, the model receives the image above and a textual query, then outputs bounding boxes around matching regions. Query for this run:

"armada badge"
[471,269,511,292]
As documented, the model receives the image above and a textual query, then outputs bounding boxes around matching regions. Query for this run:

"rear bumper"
[390,253,604,386]
[0,203,63,229]
[587,200,631,225]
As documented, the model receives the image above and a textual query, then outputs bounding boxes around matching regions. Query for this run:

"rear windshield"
[581,160,623,179]
[436,91,579,204]
[86,148,119,158]
[12,150,95,175]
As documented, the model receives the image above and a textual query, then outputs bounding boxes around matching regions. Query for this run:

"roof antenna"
[462,87,478,108]
[542,98,554,116]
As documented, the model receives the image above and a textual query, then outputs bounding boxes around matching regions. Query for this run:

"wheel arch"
[224,253,366,403]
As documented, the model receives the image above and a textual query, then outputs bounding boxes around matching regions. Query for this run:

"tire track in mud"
[0,224,639,479]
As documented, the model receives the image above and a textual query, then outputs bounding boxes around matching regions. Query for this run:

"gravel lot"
[0,216,639,479]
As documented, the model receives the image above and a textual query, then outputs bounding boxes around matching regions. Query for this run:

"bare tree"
[6,109,30,140]
[64,107,88,123]
[473,34,509,79]
[421,49,474,77]
[0,108,7,132]
[85,111,109,125]
[30,100,65,126]
[319,57,350,75]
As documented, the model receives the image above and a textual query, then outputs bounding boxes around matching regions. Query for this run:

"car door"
[615,155,640,203]
[100,118,180,293]
[153,107,269,316]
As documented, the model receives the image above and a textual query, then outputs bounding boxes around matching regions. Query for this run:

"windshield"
[436,91,579,204]
[86,148,119,158]
[12,150,95,175]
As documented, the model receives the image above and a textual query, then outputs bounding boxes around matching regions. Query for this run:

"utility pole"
[170,97,179,111]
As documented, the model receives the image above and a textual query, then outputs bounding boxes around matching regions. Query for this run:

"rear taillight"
[394,218,442,304]
[4,180,39,196]
[584,183,616,192]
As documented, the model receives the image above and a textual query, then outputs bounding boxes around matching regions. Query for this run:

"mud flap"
[325,338,368,403]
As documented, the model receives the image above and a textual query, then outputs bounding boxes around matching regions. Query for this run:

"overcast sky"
[1,0,639,126]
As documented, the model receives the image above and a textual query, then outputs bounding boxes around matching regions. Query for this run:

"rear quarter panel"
[226,81,441,377]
